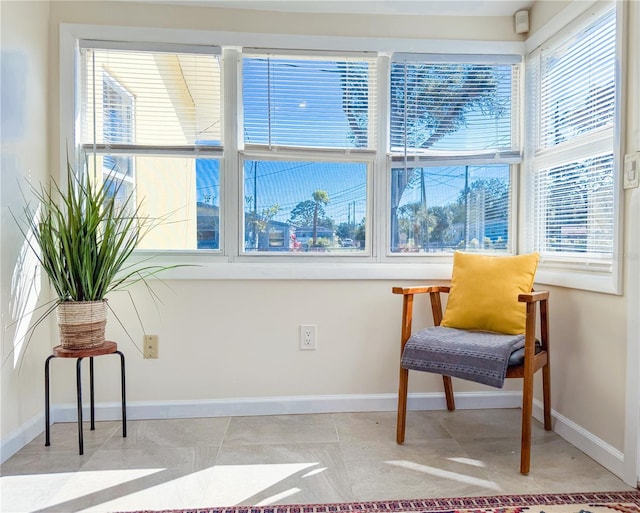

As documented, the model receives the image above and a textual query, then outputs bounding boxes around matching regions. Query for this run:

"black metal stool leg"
[45,355,55,447]
[90,356,95,430]
[76,357,84,455]
[117,351,127,438]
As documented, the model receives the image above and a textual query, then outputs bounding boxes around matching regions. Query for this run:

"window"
[389,56,521,254]
[79,42,222,251]
[57,10,630,281]
[72,33,524,272]
[241,51,376,254]
[525,4,619,290]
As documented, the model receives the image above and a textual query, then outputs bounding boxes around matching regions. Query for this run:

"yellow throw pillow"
[441,251,540,335]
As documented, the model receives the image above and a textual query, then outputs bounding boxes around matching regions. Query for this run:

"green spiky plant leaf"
[3,157,189,369]
[16,158,178,303]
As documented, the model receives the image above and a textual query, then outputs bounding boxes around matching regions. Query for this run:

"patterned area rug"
[118,491,640,513]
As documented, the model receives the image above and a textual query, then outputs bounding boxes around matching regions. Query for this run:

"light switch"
[624,152,640,189]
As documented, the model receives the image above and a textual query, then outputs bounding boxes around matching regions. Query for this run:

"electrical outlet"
[300,324,317,350]
[143,335,158,358]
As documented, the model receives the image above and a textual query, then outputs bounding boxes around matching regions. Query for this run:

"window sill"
[132,252,621,292]
[140,258,454,281]
[535,266,621,295]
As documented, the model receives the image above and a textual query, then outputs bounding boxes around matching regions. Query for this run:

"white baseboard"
[49,391,522,422]
[1,391,518,462]
[408,390,522,411]
[0,412,46,464]
[532,399,625,480]
[1,392,626,484]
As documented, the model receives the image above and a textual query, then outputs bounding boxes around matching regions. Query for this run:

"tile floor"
[0,409,634,513]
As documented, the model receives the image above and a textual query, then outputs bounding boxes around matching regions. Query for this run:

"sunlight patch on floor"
[386,460,500,491]
[302,466,327,478]
[255,487,303,505]
[91,463,319,510]
[199,463,320,506]
[0,468,162,512]
[447,457,487,468]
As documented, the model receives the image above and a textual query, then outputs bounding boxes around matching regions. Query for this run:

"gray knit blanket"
[401,326,525,388]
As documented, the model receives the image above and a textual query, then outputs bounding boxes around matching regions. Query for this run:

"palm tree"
[398,202,437,249]
[312,190,330,245]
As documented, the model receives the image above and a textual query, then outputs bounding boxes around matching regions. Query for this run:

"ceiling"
[170,0,535,17]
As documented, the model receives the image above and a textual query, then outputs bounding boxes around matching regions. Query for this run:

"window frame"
[237,49,378,258]
[386,54,522,257]
[77,39,225,253]
[60,23,529,280]
[522,0,625,294]
[237,150,375,259]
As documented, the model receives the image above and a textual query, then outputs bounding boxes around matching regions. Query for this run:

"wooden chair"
[392,284,552,475]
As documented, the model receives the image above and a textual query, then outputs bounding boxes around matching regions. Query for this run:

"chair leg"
[443,376,455,411]
[520,368,534,475]
[397,367,408,444]
[542,362,552,430]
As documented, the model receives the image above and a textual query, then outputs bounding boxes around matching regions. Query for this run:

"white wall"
[46,1,520,42]
[623,0,640,485]
[1,0,53,458]
[2,0,638,483]
[528,0,640,481]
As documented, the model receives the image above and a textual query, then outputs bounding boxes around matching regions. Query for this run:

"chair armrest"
[392,285,449,295]
[393,285,449,344]
[519,290,550,352]
[518,291,549,303]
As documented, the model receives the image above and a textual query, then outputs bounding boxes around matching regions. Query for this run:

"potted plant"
[13,157,174,350]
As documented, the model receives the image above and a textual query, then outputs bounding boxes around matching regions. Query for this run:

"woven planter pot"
[56,300,107,350]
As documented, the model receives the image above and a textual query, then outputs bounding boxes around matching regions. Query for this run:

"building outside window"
[102,74,134,205]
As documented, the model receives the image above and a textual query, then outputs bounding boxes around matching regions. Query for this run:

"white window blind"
[80,43,222,151]
[526,4,618,275]
[242,51,377,150]
[538,9,616,149]
[532,153,614,257]
[389,57,521,158]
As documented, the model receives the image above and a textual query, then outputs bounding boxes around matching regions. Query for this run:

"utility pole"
[464,165,469,249]
[253,161,258,249]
